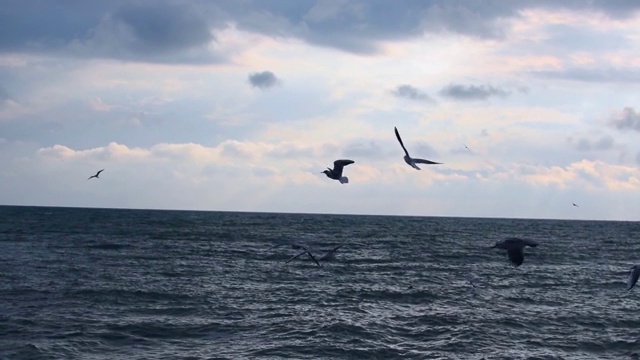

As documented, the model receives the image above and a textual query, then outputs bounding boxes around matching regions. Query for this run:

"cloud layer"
[1,1,640,220]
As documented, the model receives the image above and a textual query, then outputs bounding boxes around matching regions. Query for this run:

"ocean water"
[1,206,640,360]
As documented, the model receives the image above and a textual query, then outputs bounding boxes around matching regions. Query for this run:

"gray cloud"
[532,68,640,84]
[248,71,279,89]
[438,83,510,101]
[0,0,224,64]
[571,135,614,151]
[110,3,214,53]
[2,1,640,61]
[391,84,434,102]
[609,107,640,132]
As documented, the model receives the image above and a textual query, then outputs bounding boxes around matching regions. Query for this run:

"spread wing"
[332,159,354,177]
[628,267,640,290]
[412,158,442,165]
[96,169,104,176]
[521,239,539,248]
[507,248,524,267]
[306,252,321,267]
[394,127,410,157]
[286,250,308,264]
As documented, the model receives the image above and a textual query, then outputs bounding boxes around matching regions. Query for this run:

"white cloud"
[2,2,640,220]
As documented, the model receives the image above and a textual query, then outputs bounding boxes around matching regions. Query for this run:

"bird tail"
[339,176,349,184]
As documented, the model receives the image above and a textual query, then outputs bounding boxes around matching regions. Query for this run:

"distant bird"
[322,159,354,184]
[490,237,538,267]
[628,265,640,291]
[464,144,471,151]
[394,127,442,170]
[286,249,321,267]
[287,245,344,266]
[88,169,104,180]
[318,245,343,261]
[572,203,579,207]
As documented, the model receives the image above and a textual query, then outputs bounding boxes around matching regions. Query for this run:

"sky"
[1,0,640,221]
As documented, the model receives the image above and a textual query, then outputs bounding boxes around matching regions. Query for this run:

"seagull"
[88,169,104,180]
[394,127,442,170]
[572,203,579,207]
[464,144,471,151]
[628,265,640,291]
[287,245,344,266]
[490,237,538,267]
[322,159,354,184]
[318,245,343,261]
[286,250,321,267]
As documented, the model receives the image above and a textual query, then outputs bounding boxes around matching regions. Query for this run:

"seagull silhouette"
[394,127,442,170]
[88,169,104,180]
[285,249,321,267]
[490,237,538,267]
[464,144,471,151]
[628,265,640,291]
[572,203,579,207]
[322,160,354,184]
[286,245,344,266]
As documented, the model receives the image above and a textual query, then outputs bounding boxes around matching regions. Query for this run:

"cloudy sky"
[1,0,640,220]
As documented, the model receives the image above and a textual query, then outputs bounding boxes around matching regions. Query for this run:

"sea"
[1,205,640,360]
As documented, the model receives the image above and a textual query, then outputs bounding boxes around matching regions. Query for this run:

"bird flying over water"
[286,249,321,267]
[286,245,344,266]
[491,237,538,267]
[318,245,343,261]
[628,265,640,291]
[394,127,442,170]
[322,159,354,184]
[88,169,104,180]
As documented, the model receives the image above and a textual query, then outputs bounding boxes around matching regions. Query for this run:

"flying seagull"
[464,144,470,151]
[572,203,579,207]
[628,265,640,291]
[287,245,344,266]
[322,159,354,184]
[490,237,538,267]
[286,249,321,267]
[318,245,343,261]
[88,169,104,180]
[394,127,442,170]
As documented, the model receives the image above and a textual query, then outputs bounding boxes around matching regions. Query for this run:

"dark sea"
[2,206,640,360]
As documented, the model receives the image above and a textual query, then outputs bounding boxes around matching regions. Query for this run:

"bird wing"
[394,127,410,157]
[97,169,104,176]
[412,158,442,165]
[332,159,354,177]
[306,252,321,267]
[628,267,640,290]
[320,245,343,260]
[507,248,525,267]
[521,239,539,247]
[286,250,308,264]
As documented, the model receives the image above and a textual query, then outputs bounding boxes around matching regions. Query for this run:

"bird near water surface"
[394,127,442,170]
[322,159,354,184]
[491,237,538,267]
[628,265,640,291]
